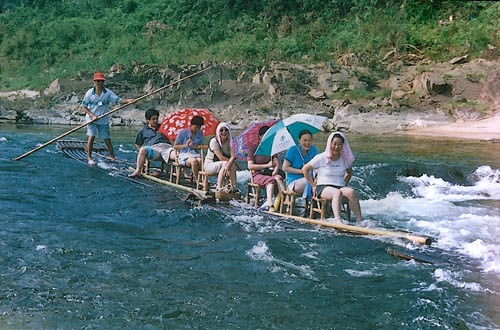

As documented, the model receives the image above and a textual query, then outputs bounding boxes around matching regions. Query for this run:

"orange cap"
[93,72,106,81]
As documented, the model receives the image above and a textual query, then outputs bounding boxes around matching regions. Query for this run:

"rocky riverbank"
[1,57,499,140]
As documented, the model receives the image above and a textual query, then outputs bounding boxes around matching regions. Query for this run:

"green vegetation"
[0,0,498,91]
[444,100,490,114]
[328,88,391,102]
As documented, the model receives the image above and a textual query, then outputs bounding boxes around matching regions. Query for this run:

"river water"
[1,123,499,329]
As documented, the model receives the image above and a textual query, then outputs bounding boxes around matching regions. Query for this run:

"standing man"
[82,72,135,165]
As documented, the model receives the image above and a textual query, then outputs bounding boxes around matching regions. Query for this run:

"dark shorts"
[252,172,284,186]
[316,184,343,198]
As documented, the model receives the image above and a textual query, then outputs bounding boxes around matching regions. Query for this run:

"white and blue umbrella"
[255,113,327,157]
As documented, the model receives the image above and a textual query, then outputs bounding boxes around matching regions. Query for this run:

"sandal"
[259,201,271,211]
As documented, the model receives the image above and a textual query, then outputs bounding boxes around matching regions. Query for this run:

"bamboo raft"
[56,140,107,164]
[264,210,431,245]
[56,139,432,245]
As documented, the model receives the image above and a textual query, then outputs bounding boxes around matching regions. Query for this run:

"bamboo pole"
[265,211,432,245]
[140,172,210,200]
[13,66,213,161]
[386,249,433,264]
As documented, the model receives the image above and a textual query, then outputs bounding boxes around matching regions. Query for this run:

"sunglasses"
[220,128,229,132]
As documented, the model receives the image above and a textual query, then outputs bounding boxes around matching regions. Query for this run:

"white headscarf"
[215,122,233,153]
[325,132,355,168]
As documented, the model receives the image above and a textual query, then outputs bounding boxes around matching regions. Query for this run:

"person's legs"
[128,147,149,177]
[87,135,95,164]
[194,158,201,184]
[340,187,362,222]
[103,139,115,161]
[229,164,237,189]
[275,176,286,193]
[156,143,174,163]
[96,124,115,161]
[320,186,343,221]
[186,157,200,184]
[86,124,98,164]
[291,177,307,194]
[273,176,286,210]
[265,183,275,210]
[216,161,228,189]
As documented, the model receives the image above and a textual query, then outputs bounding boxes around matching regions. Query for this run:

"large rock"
[318,72,349,95]
[425,72,452,96]
[451,79,482,102]
[308,89,326,100]
[481,69,500,112]
[411,72,452,97]
[44,78,89,95]
[0,106,17,121]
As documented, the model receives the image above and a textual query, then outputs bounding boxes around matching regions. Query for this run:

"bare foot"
[110,157,116,162]
[128,171,141,178]
[88,159,96,165]
[332,217,344,224]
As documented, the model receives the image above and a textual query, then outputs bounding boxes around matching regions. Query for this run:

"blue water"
[1,123,500,329]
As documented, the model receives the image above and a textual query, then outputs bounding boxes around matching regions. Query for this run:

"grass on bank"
[328,88,392,102]
[0,0,498,91]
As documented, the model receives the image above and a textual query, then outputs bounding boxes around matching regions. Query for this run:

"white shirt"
[205,137,230,163]
[307,153,346,187]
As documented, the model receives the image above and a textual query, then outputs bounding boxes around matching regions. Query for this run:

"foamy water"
[247,241,316,279]
[363,166,500,276]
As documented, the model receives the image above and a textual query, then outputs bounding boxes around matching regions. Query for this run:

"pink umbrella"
[233,119,279,160]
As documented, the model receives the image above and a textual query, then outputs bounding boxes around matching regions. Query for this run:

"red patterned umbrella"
[233,119,279,160]
[159,108,220,141]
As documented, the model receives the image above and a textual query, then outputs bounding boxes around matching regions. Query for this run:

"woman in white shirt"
[302,132,362,222]
[204,122,237,192]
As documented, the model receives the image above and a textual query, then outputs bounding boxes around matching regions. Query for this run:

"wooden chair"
[245,172,264,208]
[280,189,297,215]
[196,145,218,191]
[309,196,351,221]
[279,172,313,216]
[169,149,195,185]
[144,158,169,178]
[279,172,298,215]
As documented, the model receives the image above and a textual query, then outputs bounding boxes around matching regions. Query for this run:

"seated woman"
[247,126,286,211]
[204,122,237,192]
[173,115,204,185]
[302,132,362,223]
[282,129,318,196]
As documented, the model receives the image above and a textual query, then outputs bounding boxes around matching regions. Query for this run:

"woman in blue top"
[282,130,318,195]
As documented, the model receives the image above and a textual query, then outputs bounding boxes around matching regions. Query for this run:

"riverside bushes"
[0,0,498,90]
